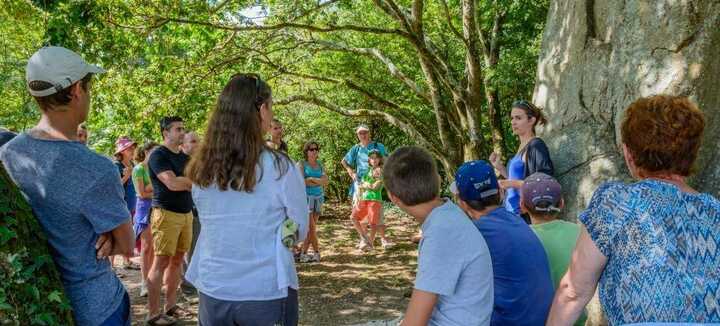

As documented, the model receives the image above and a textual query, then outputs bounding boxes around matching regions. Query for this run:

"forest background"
[1,0,548,200]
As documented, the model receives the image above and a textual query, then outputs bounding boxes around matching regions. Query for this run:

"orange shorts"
[352,200,383,226]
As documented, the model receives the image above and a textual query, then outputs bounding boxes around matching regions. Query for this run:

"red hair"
[621,95,705,177]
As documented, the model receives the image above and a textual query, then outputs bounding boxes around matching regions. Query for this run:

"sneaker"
[381,239,394,249]
[356,238,367,249]
[311,252,321,262]
[299,254,312,263]
[359,241,372,251]
[140,284,148,297]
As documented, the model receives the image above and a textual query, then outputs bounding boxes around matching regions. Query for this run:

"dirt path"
[120,202,417,325]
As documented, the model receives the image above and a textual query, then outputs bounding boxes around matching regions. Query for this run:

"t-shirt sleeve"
[343,145,358,167]
[414,233,464,296]
[378,143,387,156]
[281,161,310,241]
[148,149,174,175]
[81,169,131,234]
[577,182,628,257]
[525,138,554,176]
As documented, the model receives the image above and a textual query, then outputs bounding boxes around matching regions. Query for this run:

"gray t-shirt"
[0,133,130,326]
[416,200,494,326]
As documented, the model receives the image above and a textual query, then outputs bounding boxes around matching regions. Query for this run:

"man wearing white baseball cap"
[0,46,134,326]
[341,124,389,248]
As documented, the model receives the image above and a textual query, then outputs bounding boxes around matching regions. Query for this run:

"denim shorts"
[307,195,324,214]
[199,288,298,326]
[99,291,130,326]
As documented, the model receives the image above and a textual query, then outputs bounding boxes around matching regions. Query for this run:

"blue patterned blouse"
[579,180,720,325]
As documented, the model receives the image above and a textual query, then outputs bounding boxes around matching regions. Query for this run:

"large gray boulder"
[534,0,720,220]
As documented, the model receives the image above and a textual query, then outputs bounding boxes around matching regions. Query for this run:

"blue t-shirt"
[343,142,387,178]
[472,207,554,326]
[302,160,324,198]
[416,200,494,326]
[0,133,130,326]
[580,180,720,325]
[114,161,137,212]
[504,154,525,214]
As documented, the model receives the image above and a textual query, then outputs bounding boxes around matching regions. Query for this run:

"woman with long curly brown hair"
[184,74,308,325]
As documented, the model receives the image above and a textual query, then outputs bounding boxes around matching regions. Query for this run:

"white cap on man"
[26,46,106,97]
[356,124,370,133]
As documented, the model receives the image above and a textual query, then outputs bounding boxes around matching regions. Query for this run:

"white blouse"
[186,151,308,301]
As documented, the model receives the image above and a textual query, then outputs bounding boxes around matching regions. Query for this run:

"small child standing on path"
[351,149,393,250]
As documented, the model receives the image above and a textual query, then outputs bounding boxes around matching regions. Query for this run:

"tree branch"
[312,41,431,103]
[156,16,411,37]
[439,0,465,42]
[276,94,439,155]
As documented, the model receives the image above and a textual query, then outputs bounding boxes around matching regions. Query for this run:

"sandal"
[165,305,194,318]
[146,314,177,325]
[122,261,141,270]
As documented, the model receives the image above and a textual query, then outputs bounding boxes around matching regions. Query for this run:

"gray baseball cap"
[26,46,105,97]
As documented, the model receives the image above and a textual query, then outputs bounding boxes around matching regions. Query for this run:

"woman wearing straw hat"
[113,136,141,271]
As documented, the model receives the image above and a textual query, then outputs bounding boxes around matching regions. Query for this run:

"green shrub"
[0,162,73,325]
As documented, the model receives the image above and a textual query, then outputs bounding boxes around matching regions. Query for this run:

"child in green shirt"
[521,172,587,326]
[351,150,393,250]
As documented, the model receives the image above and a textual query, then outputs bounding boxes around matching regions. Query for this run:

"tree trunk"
[534,0,720,324]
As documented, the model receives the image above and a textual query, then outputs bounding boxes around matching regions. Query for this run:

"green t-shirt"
[360,172,383,201]
[132,164,150,197]
[531,220,586,326]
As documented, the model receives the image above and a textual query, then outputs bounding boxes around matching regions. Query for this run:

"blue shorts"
[199,288,298,326]
[308,195,324,214]
[99,291,130,326]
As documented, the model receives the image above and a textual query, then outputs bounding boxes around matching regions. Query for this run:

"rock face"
[534,1,719,325]
[534,0,720,221]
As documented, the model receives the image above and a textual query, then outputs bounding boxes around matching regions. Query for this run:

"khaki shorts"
[151,208,193,256]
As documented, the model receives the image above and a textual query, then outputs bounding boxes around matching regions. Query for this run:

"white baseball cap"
[26,46,106,97]
[355,124,370,133]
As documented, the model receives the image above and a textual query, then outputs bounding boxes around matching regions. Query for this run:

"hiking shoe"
[299,254,313,263]
[311,252,321,262]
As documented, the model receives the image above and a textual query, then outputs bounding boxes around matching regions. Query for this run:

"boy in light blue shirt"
[383,146,493,326]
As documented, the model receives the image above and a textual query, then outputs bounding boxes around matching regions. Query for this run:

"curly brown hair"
[621,95,705,177]
[186,74,288,191]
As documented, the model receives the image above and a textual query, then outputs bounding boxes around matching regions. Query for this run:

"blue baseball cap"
[450,160,499,201]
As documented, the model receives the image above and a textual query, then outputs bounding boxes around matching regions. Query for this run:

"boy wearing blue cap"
[451,160,554,326]
[384,147,493,326]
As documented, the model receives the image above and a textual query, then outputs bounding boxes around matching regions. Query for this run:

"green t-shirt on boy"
[531,219,586,326]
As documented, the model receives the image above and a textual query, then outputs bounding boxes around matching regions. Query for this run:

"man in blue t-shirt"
[0,46,133,326]
[341,124,387,191]
[341,124,387,246]
[451,160,554,326]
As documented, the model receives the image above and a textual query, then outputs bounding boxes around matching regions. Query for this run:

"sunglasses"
[512,100,532,110]
[307,148,320,152]
[232,73,263,110]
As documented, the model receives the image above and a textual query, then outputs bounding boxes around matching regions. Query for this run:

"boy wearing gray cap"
[0,46,134,326]
[521,172,587,326]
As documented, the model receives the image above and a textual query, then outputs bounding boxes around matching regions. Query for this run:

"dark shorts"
[199,288,298,326]
[99,291,130,326]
